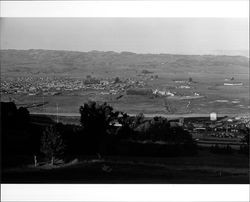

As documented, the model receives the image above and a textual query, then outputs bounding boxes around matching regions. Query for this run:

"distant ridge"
[209,50,249,58]
[1,49,249,76]
[1,48,249,57]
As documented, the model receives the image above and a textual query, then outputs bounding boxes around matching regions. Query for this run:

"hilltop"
[1,49,249,77]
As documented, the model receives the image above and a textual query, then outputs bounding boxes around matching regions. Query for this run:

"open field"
[1,75,249,116]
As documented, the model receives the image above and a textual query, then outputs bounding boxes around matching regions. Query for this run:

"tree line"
[1,101,248,167]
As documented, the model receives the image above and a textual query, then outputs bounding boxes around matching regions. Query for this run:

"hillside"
[1,49,249,77]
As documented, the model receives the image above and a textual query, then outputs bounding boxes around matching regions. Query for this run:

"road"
[30,112,239,119]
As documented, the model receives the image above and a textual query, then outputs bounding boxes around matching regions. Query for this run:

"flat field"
[2,73,249,116]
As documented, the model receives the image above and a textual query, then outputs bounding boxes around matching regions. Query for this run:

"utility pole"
[43,95,45,112]
[56,103,59,123]
[226,121,228,137]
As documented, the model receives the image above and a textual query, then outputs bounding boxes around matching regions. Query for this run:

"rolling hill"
[1,49,249,77]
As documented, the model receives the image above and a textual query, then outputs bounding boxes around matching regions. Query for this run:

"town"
[1,75,152,96]
[182,115,250,143]
[1,73,205,99]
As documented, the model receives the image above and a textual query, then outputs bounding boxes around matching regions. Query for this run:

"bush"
[239,145,249,155]
[210,144,234,154]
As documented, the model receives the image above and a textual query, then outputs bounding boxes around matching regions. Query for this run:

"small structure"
[224,82,243,86]
[153,89,174,96]
[210,112,217,121]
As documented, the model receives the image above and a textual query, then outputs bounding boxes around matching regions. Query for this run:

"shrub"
[210,144,234,154]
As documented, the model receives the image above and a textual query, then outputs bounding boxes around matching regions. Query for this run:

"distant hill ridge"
[1,49,249,75]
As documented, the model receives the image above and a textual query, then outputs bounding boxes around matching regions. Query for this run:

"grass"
[2,149,249,183]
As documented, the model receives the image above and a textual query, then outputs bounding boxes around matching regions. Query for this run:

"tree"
[80,101,119,133]
[1,102,18,130]
[243,131,249,145]
[188,77,193,82]
[40,125,65,165]
[79,101,119,155]
[148,117,170,141]
[142,69,153,74]
[17,107,30,128]
[114,77,120,83]
[117,112,135,138]
[133,113,145,128]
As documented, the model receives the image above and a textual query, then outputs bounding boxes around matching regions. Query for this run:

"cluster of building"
[153,89,175,97]
[184,116,250,139]
[0,76,147,97]
[84,77,147,95]
[152,88,200,98]
[1,76,85,96]
[235,115,250,128]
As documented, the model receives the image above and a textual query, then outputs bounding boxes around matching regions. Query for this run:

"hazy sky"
[1,18,248,54]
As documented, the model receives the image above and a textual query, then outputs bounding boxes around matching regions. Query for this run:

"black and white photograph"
[0,0,249,201]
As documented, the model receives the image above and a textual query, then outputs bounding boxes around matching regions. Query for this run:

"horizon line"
[1,48,249,57]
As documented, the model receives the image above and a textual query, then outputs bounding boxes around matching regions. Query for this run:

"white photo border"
[0,0,249,18]
[0,0,249,202]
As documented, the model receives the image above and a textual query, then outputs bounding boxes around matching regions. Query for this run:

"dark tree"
[114,77,120,83]
[40,125,65,165]
[118,112,134,127]
[79,101,119,155]
[142,69,153,74]
[17,107,30,128]
[151,117,169,136]
[1,102,18,130]
[188,77,193,82]
[244,131,249,145]
[116,112,135,138]
[86,75,92,79]
[133,113,145,128]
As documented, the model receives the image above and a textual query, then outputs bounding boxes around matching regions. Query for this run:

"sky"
[0,18,249,54]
